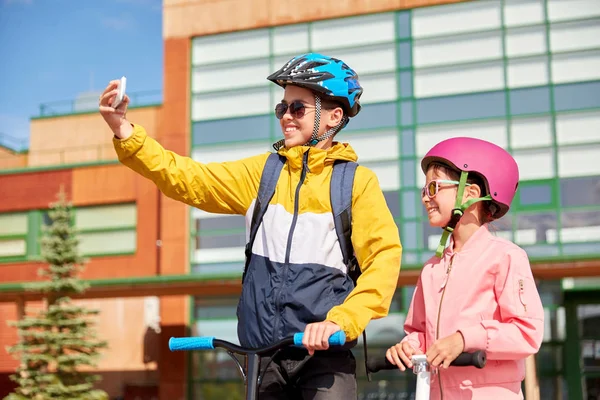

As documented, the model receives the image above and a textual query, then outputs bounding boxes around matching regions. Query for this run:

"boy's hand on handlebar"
[386,341,422,371]
[426,332,465,369]
[302,321,341,356]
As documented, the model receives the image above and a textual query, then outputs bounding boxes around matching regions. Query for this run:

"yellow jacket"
[114,124,402,344]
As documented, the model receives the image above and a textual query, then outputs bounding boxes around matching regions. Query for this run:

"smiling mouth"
[284,126,299,135]
[427,207,439,214]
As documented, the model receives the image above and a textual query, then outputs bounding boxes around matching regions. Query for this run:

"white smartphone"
[113,76,127,108]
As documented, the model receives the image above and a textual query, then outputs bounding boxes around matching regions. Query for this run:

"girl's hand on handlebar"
[426,332,465,369]
[302,321,341,356]
[386,341,422,371]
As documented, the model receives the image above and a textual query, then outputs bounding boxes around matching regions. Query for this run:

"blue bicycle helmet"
[267,53,363,117]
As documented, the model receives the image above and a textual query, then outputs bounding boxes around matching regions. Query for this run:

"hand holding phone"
[113,76,127,108]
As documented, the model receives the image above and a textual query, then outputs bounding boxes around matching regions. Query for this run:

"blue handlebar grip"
[169,336,215,351]
[293,331,346,347]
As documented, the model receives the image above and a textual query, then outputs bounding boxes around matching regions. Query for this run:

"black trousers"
[258,348,357,400]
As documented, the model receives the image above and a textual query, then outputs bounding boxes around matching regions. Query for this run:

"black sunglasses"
[275,100,314,120]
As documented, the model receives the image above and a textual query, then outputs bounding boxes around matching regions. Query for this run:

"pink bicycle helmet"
[421,137,519,219]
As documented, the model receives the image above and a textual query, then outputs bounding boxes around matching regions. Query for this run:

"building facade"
[1,0,599,399]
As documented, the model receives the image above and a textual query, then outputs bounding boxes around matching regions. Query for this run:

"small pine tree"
[5,188,108,400]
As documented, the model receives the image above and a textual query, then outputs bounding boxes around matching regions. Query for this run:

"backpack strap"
[243,153,286,283]
[330,160,359,283]
[330,160,372,381]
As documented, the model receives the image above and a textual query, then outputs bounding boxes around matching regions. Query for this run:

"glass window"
[383,191,400,219]
[413,31,502,69]
[272,24,309,56]
[416,119,507,156]
[192,87,271,121]
[349,130,399,162]
[415,61,504,98]
[507,57,549,88]
[0,212,28,236]
[311,13,395,50]
[402,159,416,188]
[345,102,397,132]
[402,190,420,219]
[509,86,550,115]
[549,20,600,53]
[416,91,505,124]
[552,50,600,85]
[504,25,547,56]
[403,221,418,250]
[518,182,554,207]
[513,148,555,180]
[359,72,398,104]
[558,144,600,178]
[75,204,137,256]
[197,232,246,250]
[546,0,600,22]
[399,71,413,99]
[192,115,271,145]
[554,81,600,112]
[192,29,270,65]
[510,116,553,149]
[195,215,246,232]
[556,110,600,146]
[192,59,271,93]
[192,141,271,164]
[400,101,414,126]
[361,160,400,191]
[75,204,136,231]
[397,42,412,69]
[412,0,501,38]
[560,176,600,207]
[397,12,411,39]
[79,230,136,255]
[516,211,558,245]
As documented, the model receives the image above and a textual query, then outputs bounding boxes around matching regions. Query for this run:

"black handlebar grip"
[451,350,486,369]
[366,350,487,373]
[366,355,399,373]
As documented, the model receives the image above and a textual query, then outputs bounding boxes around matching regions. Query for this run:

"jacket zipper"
[519,279,527,312]
[273,150,309,341]
[435,254,454,400]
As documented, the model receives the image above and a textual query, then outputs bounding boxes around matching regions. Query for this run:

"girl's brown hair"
[429,162,498,224]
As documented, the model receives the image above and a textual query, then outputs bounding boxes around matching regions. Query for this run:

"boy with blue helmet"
[99,53,402,399]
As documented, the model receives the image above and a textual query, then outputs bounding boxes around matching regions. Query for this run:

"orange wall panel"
[28,106,160,168]
[0,162,159,283]
[164,0,469,38]
[71,164,137,205]
[76,297,159,371]
[0,303,19,374]
[0,148,27,170]
[0,169,72,212]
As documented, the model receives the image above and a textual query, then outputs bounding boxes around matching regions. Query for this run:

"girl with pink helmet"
[386,137,545,399]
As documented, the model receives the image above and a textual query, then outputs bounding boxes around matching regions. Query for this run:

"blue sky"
[0,0,163,146]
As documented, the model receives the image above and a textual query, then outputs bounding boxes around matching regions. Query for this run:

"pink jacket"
[402,225,544,399]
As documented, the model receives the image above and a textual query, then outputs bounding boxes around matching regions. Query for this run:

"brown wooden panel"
[164,0,469,38]
[71,164,137,205]
[0,169,72,212]
[28,107,160,168]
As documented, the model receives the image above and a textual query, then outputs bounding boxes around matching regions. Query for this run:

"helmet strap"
[272,95,347,151]
[434,171,493,257]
